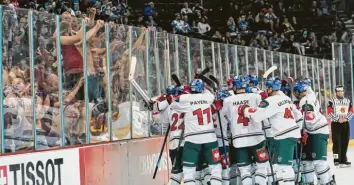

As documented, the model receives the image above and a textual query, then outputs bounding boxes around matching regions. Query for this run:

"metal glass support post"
[316,59,321,105]
[128,27,133,139]
[211,42,216,77]
[245,47,249,75]
[174,35,179,78]
[311,58,315,91]
[56,15,65,146]
[29,10,38,150]
[200,40,205,69]
[322,59,327,114]
[340,43,345,86]
[263,50,267,75]
[225,44,230,77]
[279,52,283,77]
[327,60,332,97]
[255,48,259,76]
[293,55,297,79]
[166,33,171,85]
[0,6,4,153]
[187,37,192,82]
[300,55,303,76]
[287,54,290,76]
[155,32,162,94]
[271,51,274,77]
[235,46,238,76]
[146,31,151,137]
[350,45,354,106]
[217,43,222,84]
[305,57,309,78]
[105,23,113,141]
[82,20,90,143]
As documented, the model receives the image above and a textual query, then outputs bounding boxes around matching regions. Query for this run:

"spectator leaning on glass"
[327,85,353,168]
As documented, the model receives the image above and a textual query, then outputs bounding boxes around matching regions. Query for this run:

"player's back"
[168,107,185,150]
[223,93,265,148]
[265,94,301,140]
[171,93,216,144]
[299,93,329,134]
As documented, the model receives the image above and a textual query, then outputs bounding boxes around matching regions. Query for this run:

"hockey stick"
[262,66,278,90]
[208,76,229,167]
[296,100,308,184]
[153,124,170,179]
[129,57,153,110]
[197,67,210,78]
[261,66,277,185]
[171,74,182,87]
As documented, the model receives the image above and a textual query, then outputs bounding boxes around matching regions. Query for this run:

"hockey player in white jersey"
[293,82,336,185]
[152,85,186,185]
[240,77,301,185]
[171,79,222,185]
[222,76,269,185]
[213,89,233,185]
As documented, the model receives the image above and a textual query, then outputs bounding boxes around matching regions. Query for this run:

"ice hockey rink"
[329,148,354,185]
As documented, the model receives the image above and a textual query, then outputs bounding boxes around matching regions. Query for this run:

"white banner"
[0,148,80,185]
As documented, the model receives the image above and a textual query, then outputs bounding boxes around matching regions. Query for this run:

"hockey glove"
[259,91,268,100]
[300,130,309,145]
[212,100,223,113]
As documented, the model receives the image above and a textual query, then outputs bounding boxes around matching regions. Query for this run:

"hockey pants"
[182,141,222,185]
[301,133,332,184]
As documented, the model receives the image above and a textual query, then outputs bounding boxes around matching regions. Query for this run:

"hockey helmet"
[175,85,185,95]
[190,79,205,93]
[293,82,309,93]
[264,77,281,91]
[166,85,176,95]
[245,86,254,93]
[248,75,259,86]
[216,90,231,100]
[232,76,248,89]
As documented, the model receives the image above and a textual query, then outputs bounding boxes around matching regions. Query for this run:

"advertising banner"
[0,149,80,185]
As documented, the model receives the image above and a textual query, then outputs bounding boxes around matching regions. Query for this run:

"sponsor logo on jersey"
[212,148,221,162]
[259,100,269,108]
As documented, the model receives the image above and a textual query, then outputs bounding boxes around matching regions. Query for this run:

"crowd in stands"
[0,0,353,153]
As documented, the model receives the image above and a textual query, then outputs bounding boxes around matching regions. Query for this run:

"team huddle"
[151,70,337,185]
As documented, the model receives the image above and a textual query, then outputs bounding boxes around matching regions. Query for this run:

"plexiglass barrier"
[0,6,345,153]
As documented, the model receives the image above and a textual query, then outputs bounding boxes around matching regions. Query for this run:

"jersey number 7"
[193,108,212,125]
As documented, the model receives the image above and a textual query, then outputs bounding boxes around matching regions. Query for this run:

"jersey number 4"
[171,113,184,131]
[284,107,294,119]
[193,108,212,125]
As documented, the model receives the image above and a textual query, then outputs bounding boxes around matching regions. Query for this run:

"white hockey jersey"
[245,93,301,140]
[299,89,329,134]
[153,100,185,150]
[171,93,216,144]
[223,93,265,148]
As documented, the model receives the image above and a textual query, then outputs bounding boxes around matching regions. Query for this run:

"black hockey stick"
[197,67,210,78]
[295,100,308,184]
[153,124,170,179]
[261,122,276,185]
[208,76,229,167]
[209,75,220,88]
[171,74,182,87]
